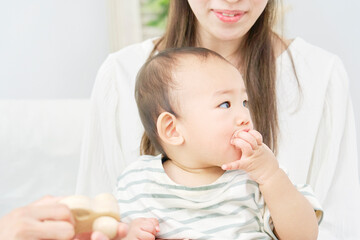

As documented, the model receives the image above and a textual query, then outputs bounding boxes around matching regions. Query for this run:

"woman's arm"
[76,40,152,196]
[307,57,360,239]
[76,55,127,196]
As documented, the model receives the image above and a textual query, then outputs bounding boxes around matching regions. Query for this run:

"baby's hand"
[123,218,159,240]
[222,130,279,185]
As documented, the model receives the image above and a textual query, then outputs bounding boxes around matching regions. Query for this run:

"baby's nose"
[235,113,250,126]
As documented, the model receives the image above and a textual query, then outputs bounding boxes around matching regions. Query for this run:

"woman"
[77,0,359,239]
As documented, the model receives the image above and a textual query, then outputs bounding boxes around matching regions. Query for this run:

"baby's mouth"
[232,128,250,140]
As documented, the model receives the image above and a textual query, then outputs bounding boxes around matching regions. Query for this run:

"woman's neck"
[195,31,293,67]
[196,32,243,67]
[163,159,225,187]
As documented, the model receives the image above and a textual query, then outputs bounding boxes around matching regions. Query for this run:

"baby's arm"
[222,130,318,240]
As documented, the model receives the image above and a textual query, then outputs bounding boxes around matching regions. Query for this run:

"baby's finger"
[232,138,253,157]
[140,219,159,235]
[148,218,160,232]
[222,160,241,170]
[248,130,263,145]
[236,131,258,150]
[137,230,157,240]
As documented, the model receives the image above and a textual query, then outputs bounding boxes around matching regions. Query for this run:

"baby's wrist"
[259,168,289,190]
[257,167,282,186]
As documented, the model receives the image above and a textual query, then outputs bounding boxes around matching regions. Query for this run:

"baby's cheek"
[233,147,242,161]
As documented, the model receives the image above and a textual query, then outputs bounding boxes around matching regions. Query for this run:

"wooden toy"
[60,193,120,239]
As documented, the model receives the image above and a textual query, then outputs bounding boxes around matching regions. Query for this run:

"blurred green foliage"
[143,0,170,29]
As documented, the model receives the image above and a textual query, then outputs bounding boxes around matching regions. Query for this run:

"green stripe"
[203,216,261,234]
[117,193,182,203]
[141,156,159,162]
[117,179,228,191]
[233,232,271,240]
[116,167,164,182]
[119,193,260,205]
[120,193,264,218]
[299,191,314,197]
[158,205,260,225]
[121,206,184,218]
[232,231,271,239]
[117,163,247,183]
[201,194,264,210]
[160,216,262,238]
[160,226,212,239]
[117,177,257,192]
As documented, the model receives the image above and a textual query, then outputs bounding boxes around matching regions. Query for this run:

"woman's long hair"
[142,0,282,155]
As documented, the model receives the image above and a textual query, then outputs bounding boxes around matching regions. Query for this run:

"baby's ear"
[157,112,184,146]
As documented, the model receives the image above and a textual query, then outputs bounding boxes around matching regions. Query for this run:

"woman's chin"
[212,29,246,42]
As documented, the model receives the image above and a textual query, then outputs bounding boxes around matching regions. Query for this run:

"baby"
[115,47,323,240]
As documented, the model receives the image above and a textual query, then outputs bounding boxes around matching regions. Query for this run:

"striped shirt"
[115,155,322,239]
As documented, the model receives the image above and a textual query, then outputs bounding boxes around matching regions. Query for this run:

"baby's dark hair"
[135,47,229,156]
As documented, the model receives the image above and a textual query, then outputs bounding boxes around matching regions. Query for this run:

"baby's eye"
[219,101,231,108]
[243,100,248,108]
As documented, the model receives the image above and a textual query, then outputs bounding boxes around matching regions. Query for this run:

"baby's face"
[173,56,253,168]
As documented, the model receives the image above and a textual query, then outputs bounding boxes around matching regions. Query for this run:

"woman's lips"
[212,9,245,23]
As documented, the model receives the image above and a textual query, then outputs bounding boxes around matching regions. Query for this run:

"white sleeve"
[75,55,126,196]
[308,57,360,239]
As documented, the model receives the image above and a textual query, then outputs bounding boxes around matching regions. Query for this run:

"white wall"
[1,1,358,147]
[283,0,360,163]
[1,0,358,149]
[0,100,89,216]
[0,0,110,99]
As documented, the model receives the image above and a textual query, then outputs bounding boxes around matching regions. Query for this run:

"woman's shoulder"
[279,37,350,98]
[110,37,157,61]
[279,37,348,90]
[93,37,158,93]
[285,37,343,69]
[97,37,157,75]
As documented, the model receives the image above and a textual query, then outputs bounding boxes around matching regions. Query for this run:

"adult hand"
[0,195,75,240]
[0,195,129,240]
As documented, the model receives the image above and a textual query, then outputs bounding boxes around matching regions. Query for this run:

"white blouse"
[76,38,360,239]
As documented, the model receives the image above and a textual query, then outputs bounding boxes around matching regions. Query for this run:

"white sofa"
[0,99,89,217]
